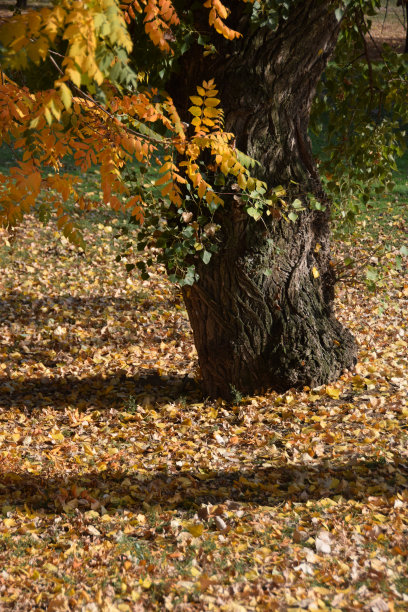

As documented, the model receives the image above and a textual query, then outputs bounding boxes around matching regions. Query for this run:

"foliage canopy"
[0,0,269,282]
[0,0,406,283]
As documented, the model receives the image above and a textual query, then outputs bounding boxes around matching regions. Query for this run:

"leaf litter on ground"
[0,209,407,611]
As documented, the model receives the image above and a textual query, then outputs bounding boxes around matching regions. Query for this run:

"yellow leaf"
[312,266,320,278]
[44,107,52,125]
[203,106,219,118]
[83,443,94,456]
[197,86,206,96]
[197,181,207,199]
[204,97,220,107]
[325,386,341,399]
[237,173,247,189]
[188,106,202,117]
[84,510,100,520]
[3,518,16,528]
[63,542,77,557]
[245,570,258,581]
[66,67,81,88]
[190,566,201,577]
[189,96,203,105]
[49,97,61,121]
[186,522,204,537]
[140,577,152,589]
[29,116,40,129]
[51,430,64,442]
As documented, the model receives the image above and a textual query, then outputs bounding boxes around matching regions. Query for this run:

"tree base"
[182,211,357,400]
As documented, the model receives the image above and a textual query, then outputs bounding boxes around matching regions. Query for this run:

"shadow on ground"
[1,456,407,514]
[0,371,199,409]
[0,290,179,336]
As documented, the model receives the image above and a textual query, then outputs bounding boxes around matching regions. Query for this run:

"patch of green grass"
[3,535,43,555]
[124,395,139,414]
[395,576,408,593]
[363,457,387,469]
[311,124,407,291]
[230,385,244,404]
[116,536,154,562]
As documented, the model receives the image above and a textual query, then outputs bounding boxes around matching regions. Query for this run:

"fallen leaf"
[185,523,204,537]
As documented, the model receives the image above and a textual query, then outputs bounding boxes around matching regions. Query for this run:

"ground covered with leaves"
[0,202,407,611]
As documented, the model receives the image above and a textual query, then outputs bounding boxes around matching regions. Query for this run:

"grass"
[310,118,408,291]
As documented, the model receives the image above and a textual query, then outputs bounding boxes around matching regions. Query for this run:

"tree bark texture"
[171,1,357,398]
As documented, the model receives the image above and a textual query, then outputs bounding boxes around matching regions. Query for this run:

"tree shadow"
[1,455,407,515]
[0,290,181,337]
[0,370,199,409]
[0,289,195,410]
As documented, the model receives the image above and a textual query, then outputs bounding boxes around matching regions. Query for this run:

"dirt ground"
[367,1,407,58]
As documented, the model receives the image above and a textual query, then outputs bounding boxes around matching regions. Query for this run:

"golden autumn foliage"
[0,0,256,245]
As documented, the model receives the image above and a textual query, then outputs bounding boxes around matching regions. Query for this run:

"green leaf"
[236,150,259,169]
[247,207,262,221]
[335,7,344,22]
[201,250,212,264]
[288,211,298,222]
[366,266,378,282]
[214,174,225,186]
[182,266,197,286]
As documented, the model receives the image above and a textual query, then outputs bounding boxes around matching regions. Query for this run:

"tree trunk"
[172,1,357,399]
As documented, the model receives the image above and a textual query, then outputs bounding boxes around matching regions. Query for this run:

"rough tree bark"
[170,1,357,399]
